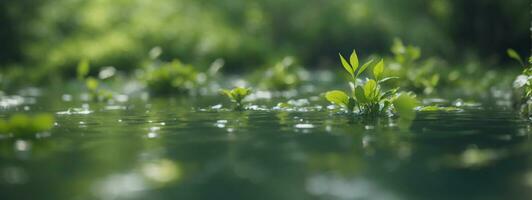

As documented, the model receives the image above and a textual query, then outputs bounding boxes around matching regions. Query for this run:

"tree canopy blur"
[0,0,528,80]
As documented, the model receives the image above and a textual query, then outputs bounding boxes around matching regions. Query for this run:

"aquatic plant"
[508,48,532,116]
[143,53,224,95]
[144,59,200,94]
[253,56,308,91]
[220,87,252,110]
[0,113,55,137]
[388,39,442,94]
[325,50,418,118]
[77,59,114,101]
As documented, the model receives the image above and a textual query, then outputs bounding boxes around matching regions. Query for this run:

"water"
[0,90,531,200]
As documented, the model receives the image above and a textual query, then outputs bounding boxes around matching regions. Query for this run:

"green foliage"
[77,59,90,80]
[325,50,418,118]
[220,87,252,110]
[255,57,307,90]
[325,90,355,111]
[76,59,114,101]
[339,50,373,81]
[508,48,532,116]
[507,49,524,67]
[387,38,442,94]
[0,113,55,137]
[392,93,419,119]
[144,60,200,95]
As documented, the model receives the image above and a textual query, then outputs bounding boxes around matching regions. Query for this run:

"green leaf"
[407,46,421,61]
[220,89,233,99]
[354,86,367,104]
[220,87,251,104]
[507,49,524,66]
[380,88,398,100]
[356,59,373,78]
[77,59,90,80]
[325,90,350,107]
[430,74,440,86]
[233,87,251,97]
[378,77,399,84]
[363,79,377,99]
[349,50,359,72]
[393,93,418,120]
[373,59,384,80]
[339,53,354,77]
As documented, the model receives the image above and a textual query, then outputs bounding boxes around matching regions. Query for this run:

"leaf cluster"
[325,50,418,118]
[220,87,252,110]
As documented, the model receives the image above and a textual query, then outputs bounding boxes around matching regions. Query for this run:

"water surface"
[0,90,531,200]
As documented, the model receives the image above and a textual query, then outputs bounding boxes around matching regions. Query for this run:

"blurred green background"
[0,0,528,81]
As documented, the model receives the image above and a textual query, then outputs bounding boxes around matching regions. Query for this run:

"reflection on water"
[0,92,531,200]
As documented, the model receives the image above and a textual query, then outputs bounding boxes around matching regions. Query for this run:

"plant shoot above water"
[325,50,418,118]
[220,87,252,110]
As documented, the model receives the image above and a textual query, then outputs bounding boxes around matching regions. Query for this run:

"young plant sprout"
[325,50,418,118]
[220,87,252,110]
